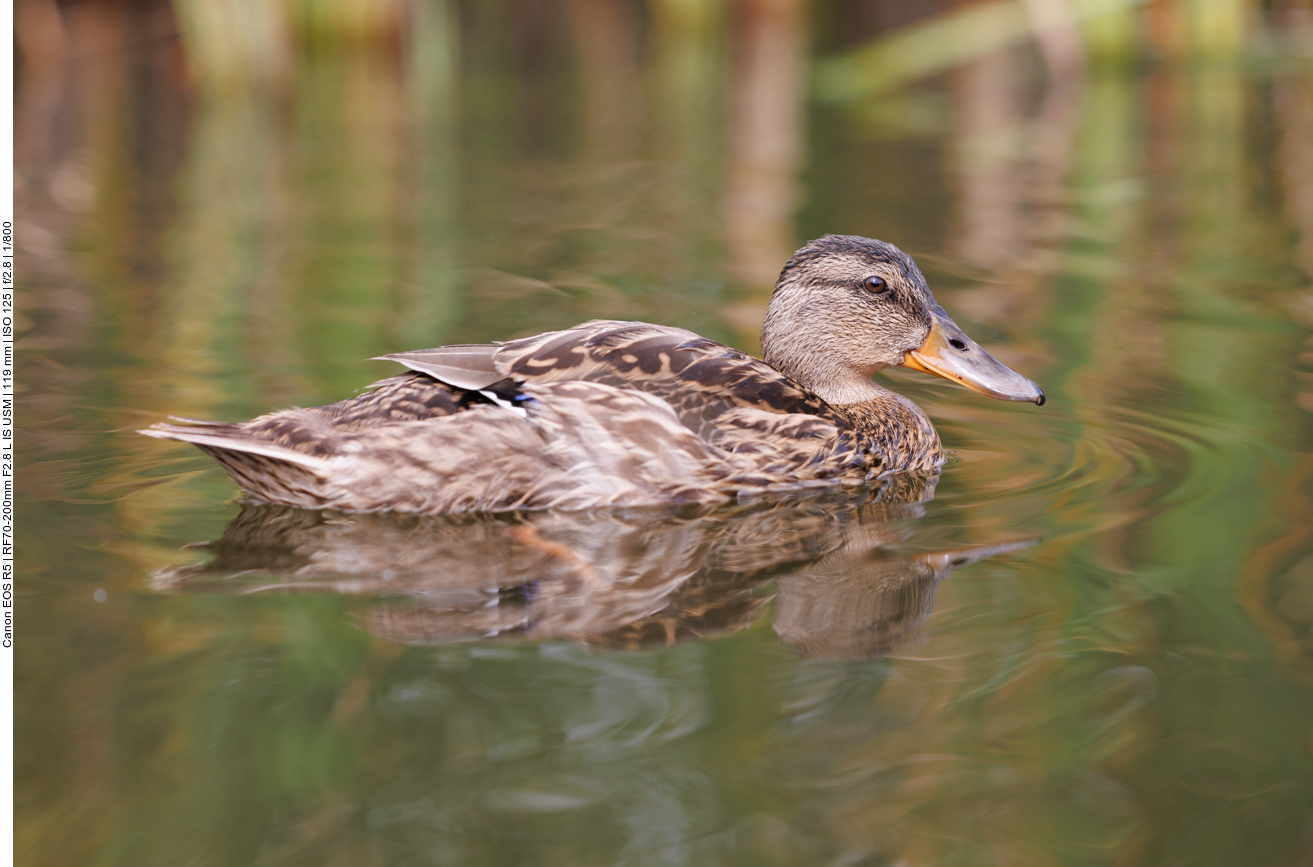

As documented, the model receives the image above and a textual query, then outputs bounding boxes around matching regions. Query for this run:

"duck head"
[760,235,1045,407]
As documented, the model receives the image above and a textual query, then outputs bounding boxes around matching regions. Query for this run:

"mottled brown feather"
[139,325,909,512]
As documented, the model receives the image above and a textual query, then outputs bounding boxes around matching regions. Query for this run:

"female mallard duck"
[142,235,1044,513]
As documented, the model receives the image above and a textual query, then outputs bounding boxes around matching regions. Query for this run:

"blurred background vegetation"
[14,0,1313,865]
[17,0,1313,374]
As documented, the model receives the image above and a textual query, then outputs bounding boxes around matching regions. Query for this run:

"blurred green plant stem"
[816,0,1287,103]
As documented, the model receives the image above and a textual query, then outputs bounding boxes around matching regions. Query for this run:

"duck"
[141,235,1044,514]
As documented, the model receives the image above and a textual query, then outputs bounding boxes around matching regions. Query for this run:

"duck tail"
[140,418,336,508]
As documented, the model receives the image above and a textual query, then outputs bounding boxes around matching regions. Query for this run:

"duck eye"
[864,276,888,294]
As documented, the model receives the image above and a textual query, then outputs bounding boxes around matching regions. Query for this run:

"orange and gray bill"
[900,310,1046,405]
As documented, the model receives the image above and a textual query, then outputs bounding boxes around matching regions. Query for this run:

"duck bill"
[900,312,1046,405]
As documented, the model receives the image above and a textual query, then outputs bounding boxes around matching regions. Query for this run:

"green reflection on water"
[15,2,1313,866]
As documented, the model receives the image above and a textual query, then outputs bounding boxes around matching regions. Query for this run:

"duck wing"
[145,381,763,513]
[370,344,505,391]
[381,320,841,441]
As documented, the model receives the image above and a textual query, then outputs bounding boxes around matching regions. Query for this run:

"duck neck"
[762,348,892,408]
[761,325,943,471]
[834,386,944,473]
[808,371,897,407]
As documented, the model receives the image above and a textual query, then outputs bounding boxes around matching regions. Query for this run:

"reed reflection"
[155,476,1034,659]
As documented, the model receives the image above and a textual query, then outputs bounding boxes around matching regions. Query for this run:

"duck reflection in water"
[155,474,1033,660]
